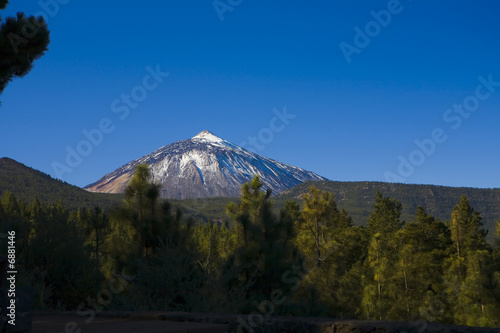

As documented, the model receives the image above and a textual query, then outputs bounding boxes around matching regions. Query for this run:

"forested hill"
[2,156,499,243]
[0,157,122,210]
[279,180,500,242]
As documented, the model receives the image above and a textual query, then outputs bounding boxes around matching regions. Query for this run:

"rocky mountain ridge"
[84,131,328,199]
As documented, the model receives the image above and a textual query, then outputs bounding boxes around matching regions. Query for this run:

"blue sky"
[1,0,499,189]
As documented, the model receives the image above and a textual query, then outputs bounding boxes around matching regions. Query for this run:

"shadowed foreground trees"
[0,192,97,309]
[102,164,204,310]
[225,176,302,313]
[290,186,367,317]
[0,171,499,327]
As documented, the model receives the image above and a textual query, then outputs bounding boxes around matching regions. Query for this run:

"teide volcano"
[85,131,328,199]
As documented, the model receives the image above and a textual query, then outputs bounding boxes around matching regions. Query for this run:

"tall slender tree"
[102,164,161,279]
[225,176,302,313]
[389,207,451,321]
[71,207,109,274]
[449,195,488,262]
[363,191,403,320]
[299,185,347,267]
[124,163,162,257]
[290,186,367,317]
[444,196,498,326]
[495,220,500,250]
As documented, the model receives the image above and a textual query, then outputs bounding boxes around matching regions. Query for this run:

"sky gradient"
[1,1,499,189]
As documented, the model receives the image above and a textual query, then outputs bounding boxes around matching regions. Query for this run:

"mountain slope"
[278,180,500,243]
[0,157,122,209]
[164,181,500,244]
[85,131,328,199]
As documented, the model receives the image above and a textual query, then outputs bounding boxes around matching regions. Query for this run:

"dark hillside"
[278,180,500,243]
[0,157,122,210]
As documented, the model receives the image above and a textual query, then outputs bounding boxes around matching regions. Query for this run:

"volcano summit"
[84,131,327,199]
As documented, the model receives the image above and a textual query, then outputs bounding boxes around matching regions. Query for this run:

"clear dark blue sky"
[1,1,499,188]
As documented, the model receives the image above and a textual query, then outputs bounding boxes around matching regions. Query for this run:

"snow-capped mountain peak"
[85,131,328,199]
[192,130,224,143]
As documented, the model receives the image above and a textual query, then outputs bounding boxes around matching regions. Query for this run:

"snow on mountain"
[84,131,328,199]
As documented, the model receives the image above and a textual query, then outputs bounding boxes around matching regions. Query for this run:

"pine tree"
[449,195,488,262]
[28,196,43,221]
[495,220,500,249]
[0,191,29,265]
[284,200,301,226]
[102,164,162,280]
[125,164,154,221]
[0,1,50,99]
[71,207,109,274]
[103,165,208,311]
[128,205,203,311]
[124,163,162,257]
[366,191,403,237]
[0,198,4,223]
[101,205,141,281]
[319,223,368,318]
[291,186,366,317]
[443,196,498,326]
[455,250,500,327]
[390,207,451,321]
[190,221,240,311]
[299,185,346,267]
[1,190,20,216]
[495,221,500,320]
[225,176,302,313]
[362,191,403,320]
[27,201,96,309]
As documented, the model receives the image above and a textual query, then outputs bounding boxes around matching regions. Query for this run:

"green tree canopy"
[363,192,403,320]
[225,176,302,313]
[299,185,350,267]
[450,195,489,258]
[444,196,498,326]
[0,1,50,99]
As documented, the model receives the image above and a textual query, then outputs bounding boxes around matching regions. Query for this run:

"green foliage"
[103,164,164,277]
[449,195,489,258]
[0,158,123,210]
[363,192,403,320]
[0,196,98,310]
[173,196,235,224]
[1,190,20,216]
[102,164,210,311]
[443,196,498,326]
[193,221,236,271]
[225,176,302,313]
[496,220,500,248]
[70,207,109,274]
[127,226,203,311]
[125,164,160,219]
[454,250,500,327]
[279,181,500,244]
[191,222,242,311]
[298,186,350,267]
[101,205,141,281]
[289,186,366,317]
[389,207,451,321]
[367,191,403,237]
[0,3,50,98]
[2,167,499,328]
[0,1,8,11]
